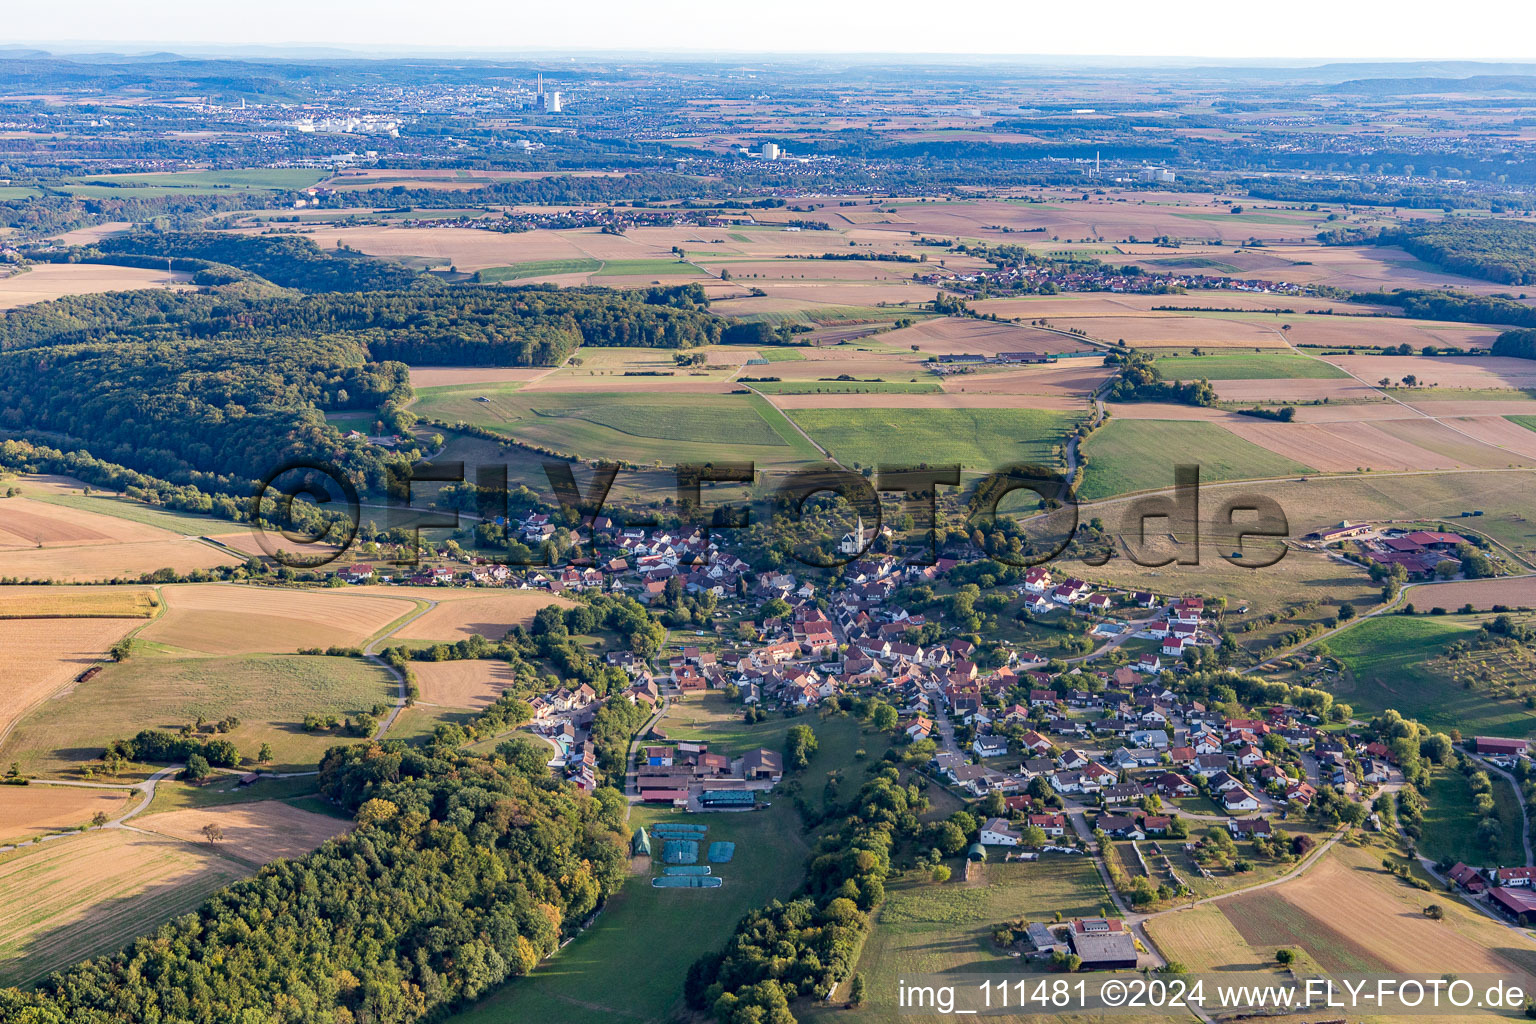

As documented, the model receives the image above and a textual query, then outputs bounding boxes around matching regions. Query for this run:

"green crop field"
[0,653,396,776]
[1154,352,1348,380]
[410,386,821,465]
[788,407,1077,472]
[591,259,706,278]
[1078,419,1312,499]
[473,259,602,282]
[749,379,940,394]
[755,347,806,362]
[1321,614,1536,737]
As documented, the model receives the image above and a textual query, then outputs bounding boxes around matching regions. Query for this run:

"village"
[316,499,1536,962]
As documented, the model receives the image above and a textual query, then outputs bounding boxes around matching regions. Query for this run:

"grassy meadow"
[1,653,396,776]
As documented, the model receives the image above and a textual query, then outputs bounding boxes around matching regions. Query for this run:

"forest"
[1322,218,1536,284]
[1349,287,1536,329]
[0,279,728,495]
[0,743,629,1024]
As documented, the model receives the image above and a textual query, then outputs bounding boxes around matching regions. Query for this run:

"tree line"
[0,742,629,1024]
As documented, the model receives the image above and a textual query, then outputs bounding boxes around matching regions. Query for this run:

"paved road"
[366,599,440,738]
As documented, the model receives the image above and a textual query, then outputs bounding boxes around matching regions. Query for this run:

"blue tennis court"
[707,841,736,863]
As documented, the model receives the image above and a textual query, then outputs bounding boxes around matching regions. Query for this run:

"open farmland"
[138,584,417,655]
[1078,419,1312,499]
[0,652,396,776]
[411,660,520,709]
[1142,904,1273,973]
[788,406,1077,472]
[133,799,352,866]
[1045,314,1286,349]
[881,316,1093,355]
[0,493,236,582]
[410,385,821,465]
[405,365,557,389]
[0,829,247,987]
[0,787,134,845]
[1219,840,1536,980]
[1406,576,1536,610]
[1221,416,1525,473]
[388,589,575,643]
[0,584,155,619]
[0,263,193,309]
[1153,351,1347,380]
[0,616,143,749]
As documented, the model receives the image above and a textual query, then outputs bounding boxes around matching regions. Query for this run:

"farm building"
[741,748,784,781]
[1310,522,1372,543]
[1026,922,1067,957]
[1489,887,1536,925]
[1473,737,1527,758]
[1068,919,1138,970]
[1446,862,1487,894]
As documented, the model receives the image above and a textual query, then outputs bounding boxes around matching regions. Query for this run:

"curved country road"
[0,764,183,854]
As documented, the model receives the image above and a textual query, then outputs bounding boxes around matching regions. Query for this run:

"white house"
[980,817,1021,846]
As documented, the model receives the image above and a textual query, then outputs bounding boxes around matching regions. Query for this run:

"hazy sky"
[5,0,1532,61]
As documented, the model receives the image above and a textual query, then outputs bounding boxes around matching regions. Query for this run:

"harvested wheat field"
[386,589,576,643]
[1372,417,1535,469]
[139,584,417,655]
[1281,316,1502,352]
[0,584,155,619]
[882,316,1091,356]
[1051,314,1284,348]
[413,659,521,709]
[1102,401,1232,421]
[0,495,235,582]
[407,366,558,389]
[134,799,351,866]
[1225,419,1467,473]
[1222,842,1536,983]
[941,361,1112,397]
[0,264,193,310]
[1331,354,1536,391]
[1410,576,1536,611]
[0,787,134,844]
[1446,416,1536,460]
[0,829,246,987]
[0,617,141,744]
